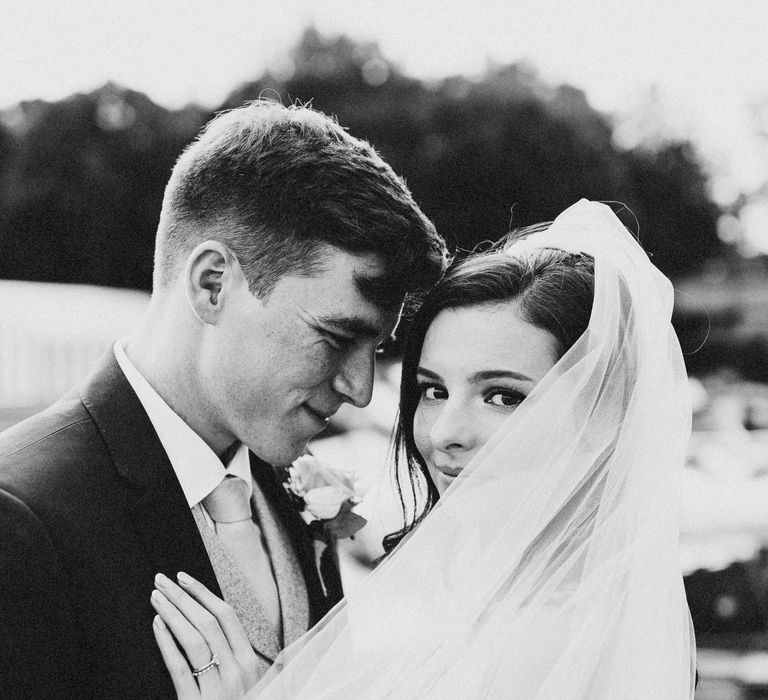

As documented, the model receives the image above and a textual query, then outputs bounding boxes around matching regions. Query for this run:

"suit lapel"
[130,472,221,596]
[78,352,339,638]
[78,352,222,599]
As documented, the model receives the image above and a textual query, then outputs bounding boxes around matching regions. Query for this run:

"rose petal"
[303,486,347,520]
[351,477,369,502]
[291,455,357,496]
[291,456,323,491]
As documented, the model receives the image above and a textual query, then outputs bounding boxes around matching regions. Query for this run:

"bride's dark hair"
[383,231,595,553]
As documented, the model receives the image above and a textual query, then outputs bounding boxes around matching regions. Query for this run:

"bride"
[150,200,697,698]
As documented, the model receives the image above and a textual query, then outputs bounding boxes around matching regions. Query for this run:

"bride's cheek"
[413,405,434,442]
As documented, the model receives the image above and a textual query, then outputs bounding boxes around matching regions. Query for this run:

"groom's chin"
[245,436,311,469]
[241,408,331,465]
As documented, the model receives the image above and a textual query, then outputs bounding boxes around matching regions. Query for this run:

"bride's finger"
[150,588,227,694]
[155,574,233,646]
[152,615,200,700]
[176,571,254,660]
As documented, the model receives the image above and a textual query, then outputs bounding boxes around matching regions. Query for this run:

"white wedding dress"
[251,200,696,698]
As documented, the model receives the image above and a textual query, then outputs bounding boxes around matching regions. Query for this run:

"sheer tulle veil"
[252,200,696,698]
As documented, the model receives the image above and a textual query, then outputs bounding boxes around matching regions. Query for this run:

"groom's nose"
[332,349,375,408]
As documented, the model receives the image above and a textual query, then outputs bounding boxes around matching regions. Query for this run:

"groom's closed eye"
[318,315,385,339]
[320,329,356,351]
[316,314,395,351]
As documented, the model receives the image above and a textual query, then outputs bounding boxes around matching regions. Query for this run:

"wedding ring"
[191,653,220,677]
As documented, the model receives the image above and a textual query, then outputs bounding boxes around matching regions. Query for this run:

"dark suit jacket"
[0,353,342,699]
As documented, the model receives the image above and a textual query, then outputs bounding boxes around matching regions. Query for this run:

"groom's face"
[204,247,399,465]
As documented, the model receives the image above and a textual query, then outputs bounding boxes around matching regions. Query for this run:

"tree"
[224,30,722,273]
[0,85,205,288]
[0,28,723,290]
[620,143,722,276]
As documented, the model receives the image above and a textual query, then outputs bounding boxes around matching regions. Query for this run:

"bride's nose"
[429,400,475,453]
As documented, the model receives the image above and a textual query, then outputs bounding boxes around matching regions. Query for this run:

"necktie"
[202,475,282,634]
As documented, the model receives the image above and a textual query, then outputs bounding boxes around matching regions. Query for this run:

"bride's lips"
[434,464,463,478]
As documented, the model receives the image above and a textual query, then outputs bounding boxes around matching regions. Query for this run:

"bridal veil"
[253,200,696,698]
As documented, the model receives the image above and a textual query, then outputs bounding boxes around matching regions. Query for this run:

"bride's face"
[413,301,558,495]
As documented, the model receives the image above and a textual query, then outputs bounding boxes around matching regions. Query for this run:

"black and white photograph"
[2,2,768,698]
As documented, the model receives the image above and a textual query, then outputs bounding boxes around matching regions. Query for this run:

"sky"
[3,0,768,249]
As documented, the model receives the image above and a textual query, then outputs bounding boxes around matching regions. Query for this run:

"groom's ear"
[185,241,236,324]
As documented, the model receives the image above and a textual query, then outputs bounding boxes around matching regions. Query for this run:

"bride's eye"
[486,389,525,408]
[418,383,447,401]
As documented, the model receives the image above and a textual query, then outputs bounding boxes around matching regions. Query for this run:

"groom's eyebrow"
[317,314,385,339]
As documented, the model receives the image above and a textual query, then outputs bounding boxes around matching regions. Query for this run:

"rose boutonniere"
[284,455,367,539]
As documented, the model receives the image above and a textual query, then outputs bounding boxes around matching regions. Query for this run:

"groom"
[0,101,446,698]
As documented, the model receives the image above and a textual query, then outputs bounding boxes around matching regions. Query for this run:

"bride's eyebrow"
[471,370,533,383]
[416,368,442,382]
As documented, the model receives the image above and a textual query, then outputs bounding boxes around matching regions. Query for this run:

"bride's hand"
[150,572,258,699]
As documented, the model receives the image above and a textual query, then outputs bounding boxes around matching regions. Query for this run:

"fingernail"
[151,589,165,603]
[154,572,170,588]
[154,615,166,630]
[177,571,194,585]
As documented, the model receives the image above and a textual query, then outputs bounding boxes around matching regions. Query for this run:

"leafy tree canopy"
[0,28,722,290]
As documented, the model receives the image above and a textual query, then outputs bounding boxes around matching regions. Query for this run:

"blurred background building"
[2,7,768,696]
[0,281,148,431]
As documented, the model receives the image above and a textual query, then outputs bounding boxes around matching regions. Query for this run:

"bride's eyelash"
[484,387,526,407]
[416,381,445,400]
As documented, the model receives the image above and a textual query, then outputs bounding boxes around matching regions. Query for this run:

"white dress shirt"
[113,338,252,528]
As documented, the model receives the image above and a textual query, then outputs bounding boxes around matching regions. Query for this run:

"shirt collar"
[113,338,252,507]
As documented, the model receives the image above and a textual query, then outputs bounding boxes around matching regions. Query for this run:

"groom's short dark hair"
[154,99,447,305]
